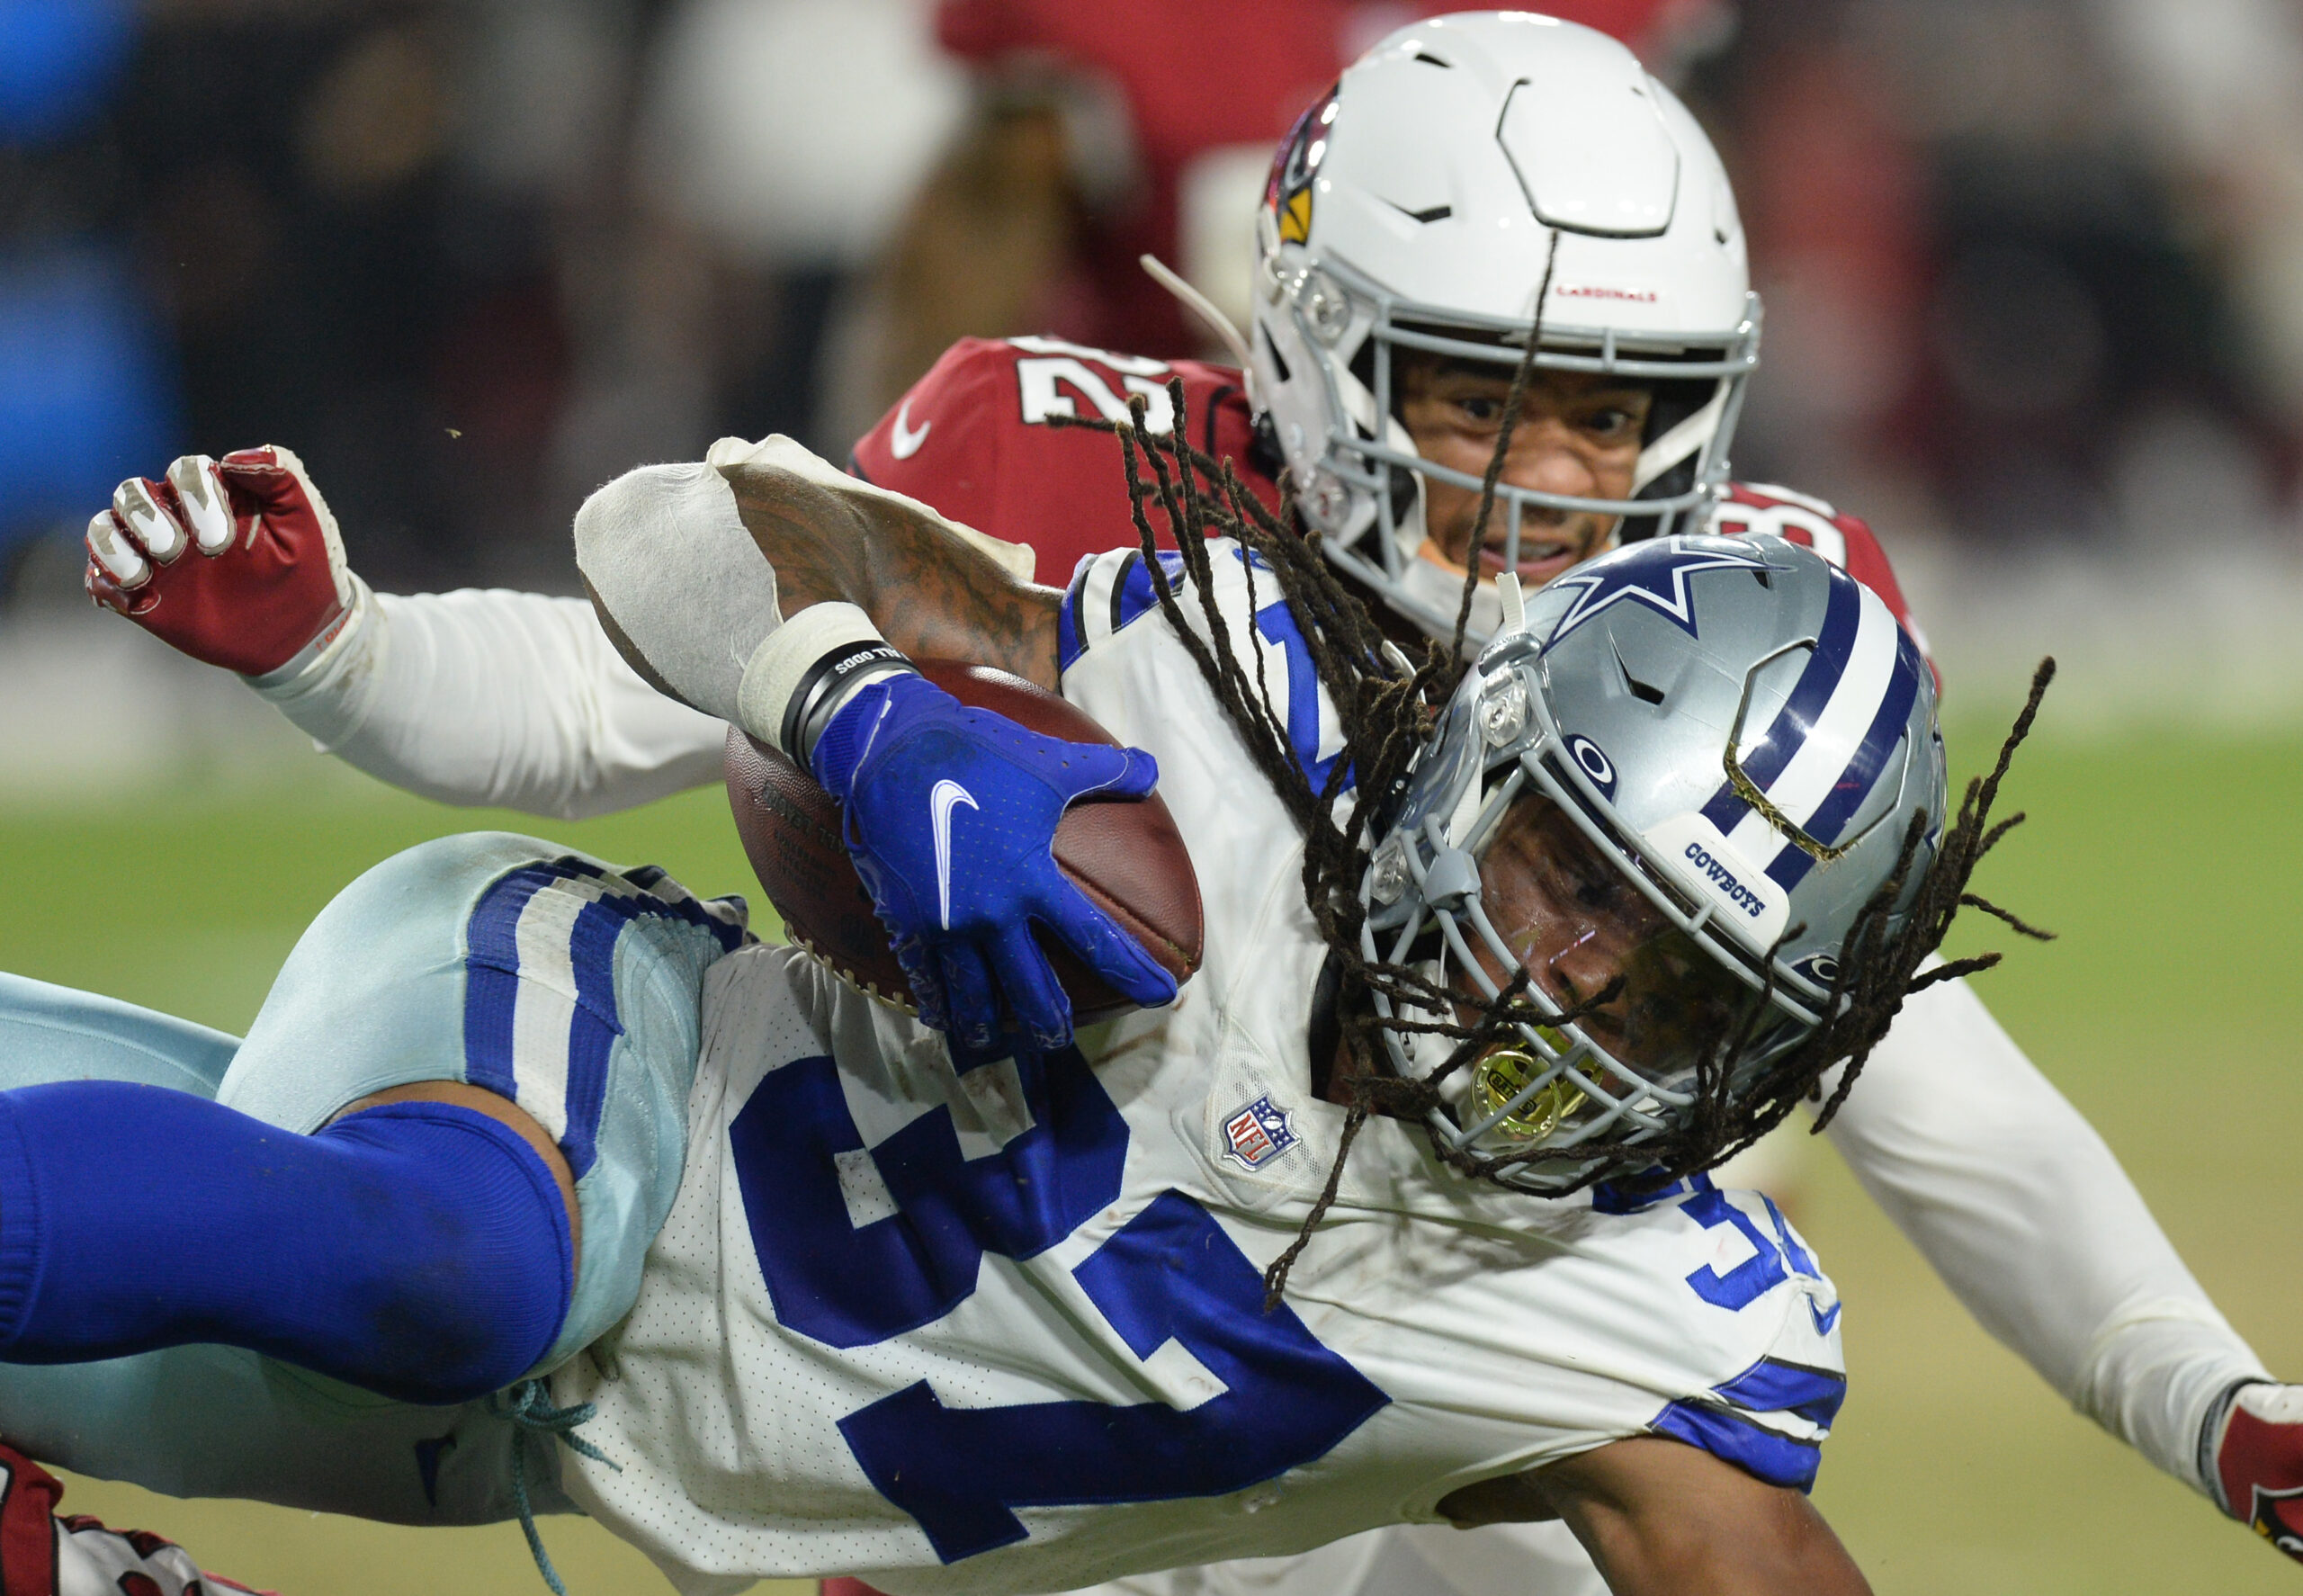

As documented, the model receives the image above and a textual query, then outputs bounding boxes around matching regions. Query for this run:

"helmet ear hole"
[1386,462,1418,525]
[1261,321,1293,385]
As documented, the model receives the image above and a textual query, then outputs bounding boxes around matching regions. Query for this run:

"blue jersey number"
[1681,1186,1826,1316]
[730,1048,1128,1348]
[730,1050,1388,1563]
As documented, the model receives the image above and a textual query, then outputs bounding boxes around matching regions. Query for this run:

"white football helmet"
[1251,12,1761,642]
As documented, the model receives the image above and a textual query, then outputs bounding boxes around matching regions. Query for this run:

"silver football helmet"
[1359,533,1945,1193]
[1252,13,1761,643]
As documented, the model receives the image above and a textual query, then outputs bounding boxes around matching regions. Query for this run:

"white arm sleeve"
[251,577,729,820]
[1822,975,2267,1493]
[247,436,1026,818]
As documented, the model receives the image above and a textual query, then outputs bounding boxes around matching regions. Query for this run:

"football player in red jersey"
[852,337,1924,659]
[72,13,2303,1596]
[827,14,2266,1594]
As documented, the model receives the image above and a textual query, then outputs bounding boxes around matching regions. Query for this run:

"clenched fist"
[2215,1383,2303,1561]
[85,446,354,677]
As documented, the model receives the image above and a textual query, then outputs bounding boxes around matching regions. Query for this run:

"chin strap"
[1140,254,1260,408]
[1633,383,1727,494]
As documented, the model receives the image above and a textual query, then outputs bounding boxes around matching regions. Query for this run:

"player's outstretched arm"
[576,441,1176,1053]
[1821,973,2303,1553]
[1456,1438,1870,1596]
[85,450,728,819]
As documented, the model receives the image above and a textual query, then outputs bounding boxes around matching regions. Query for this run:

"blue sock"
[0,1083,573,1405]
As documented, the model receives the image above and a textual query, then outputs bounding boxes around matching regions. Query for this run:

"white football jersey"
[551,542,1844,1596]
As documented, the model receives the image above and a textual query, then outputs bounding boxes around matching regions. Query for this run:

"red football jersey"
[849,337,1932,669]
[850,336,1273,585]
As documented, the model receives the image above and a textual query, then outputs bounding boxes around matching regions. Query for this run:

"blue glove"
[810,671,1179,1053]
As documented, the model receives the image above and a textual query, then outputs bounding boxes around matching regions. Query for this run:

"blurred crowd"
[0,0,2297,598]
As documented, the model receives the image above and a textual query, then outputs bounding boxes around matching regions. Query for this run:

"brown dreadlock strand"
[1259,1105,1366,1313]
[1049,384,2055,1303]
[1450,229,1562,659]
[1049,392,1460,1304]
[1046,391,1447,973]
[1803,657,2062,1125]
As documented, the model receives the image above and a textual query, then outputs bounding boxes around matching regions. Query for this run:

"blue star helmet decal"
[1539,540,1780,652]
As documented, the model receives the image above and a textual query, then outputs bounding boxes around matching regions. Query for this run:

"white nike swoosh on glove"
[931,778,980,928]
[891,400,932,460]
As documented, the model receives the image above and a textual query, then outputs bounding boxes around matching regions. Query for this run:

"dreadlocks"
[1051,371,2051,1308]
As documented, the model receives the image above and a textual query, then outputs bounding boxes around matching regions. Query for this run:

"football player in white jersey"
[67,12,2303,1593]
[0,425,1987,1593]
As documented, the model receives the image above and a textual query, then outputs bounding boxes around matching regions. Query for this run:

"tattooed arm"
[574,437,1171,1053]
[575,439,1059,732]
[726,457,1060,686]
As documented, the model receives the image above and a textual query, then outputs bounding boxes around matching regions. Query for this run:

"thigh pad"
[217,832,749,1373]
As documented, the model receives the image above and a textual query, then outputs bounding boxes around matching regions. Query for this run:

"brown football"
[723,659,1205,1026]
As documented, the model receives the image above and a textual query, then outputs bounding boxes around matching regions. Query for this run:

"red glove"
[2214,1383,2303,1560]
[85,446,354,678]
[0,1439,273,1595]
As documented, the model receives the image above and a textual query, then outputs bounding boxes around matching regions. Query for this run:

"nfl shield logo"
[1223,1095,1301,1170]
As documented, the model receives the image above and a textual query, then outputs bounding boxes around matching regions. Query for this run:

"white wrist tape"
[736,601,915,761]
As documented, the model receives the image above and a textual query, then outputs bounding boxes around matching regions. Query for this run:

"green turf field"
[0,714,2296,1595]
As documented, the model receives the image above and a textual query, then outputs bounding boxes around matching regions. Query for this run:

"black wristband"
[782,641,917,763]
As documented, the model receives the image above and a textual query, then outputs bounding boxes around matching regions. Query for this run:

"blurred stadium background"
[1,0,2300,1592]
